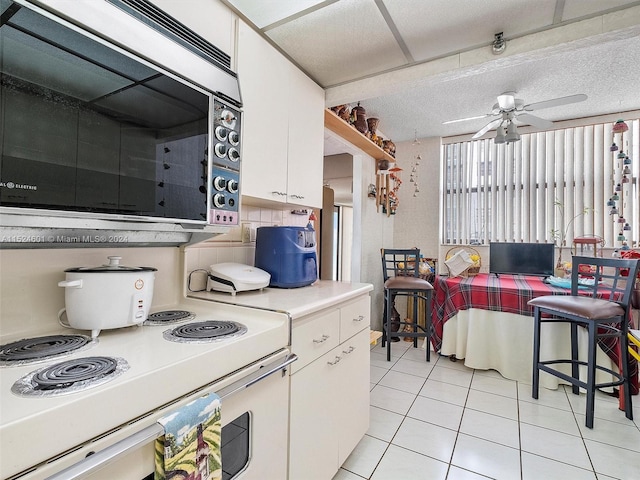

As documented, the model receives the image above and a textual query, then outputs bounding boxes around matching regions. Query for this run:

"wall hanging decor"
[608,119,634,250]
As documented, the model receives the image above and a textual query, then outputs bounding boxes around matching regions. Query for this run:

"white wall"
[392,137,442,269]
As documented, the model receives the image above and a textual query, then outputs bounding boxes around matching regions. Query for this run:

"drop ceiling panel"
[562,0,639,21]
[266,0,407,86]
[227,0,328,28]
[360,33,640,141]
[384,0,557,62]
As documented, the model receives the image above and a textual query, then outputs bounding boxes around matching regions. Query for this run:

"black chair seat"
[528,255,640,429]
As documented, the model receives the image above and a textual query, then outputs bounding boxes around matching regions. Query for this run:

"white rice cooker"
[58,256,157,338]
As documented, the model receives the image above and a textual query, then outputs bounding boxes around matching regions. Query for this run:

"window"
[442,119,639,250]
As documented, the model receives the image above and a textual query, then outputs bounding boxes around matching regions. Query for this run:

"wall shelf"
[324,109,394,163]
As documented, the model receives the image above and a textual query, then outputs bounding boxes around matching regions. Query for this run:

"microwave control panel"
[209,99,241,225]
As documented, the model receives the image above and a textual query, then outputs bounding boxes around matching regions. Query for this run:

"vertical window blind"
[442,119,639,250]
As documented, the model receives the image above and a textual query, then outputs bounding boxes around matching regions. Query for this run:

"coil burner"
[0,335,94,367]
[144,310,195,326]
[11,356,129,397]
[163,320,248,343]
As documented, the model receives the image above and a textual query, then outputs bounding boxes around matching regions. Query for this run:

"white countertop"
[187,280,373,319]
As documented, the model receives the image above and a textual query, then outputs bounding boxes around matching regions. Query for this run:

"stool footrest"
[538,360,626,390]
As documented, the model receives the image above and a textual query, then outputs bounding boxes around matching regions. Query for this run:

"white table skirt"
[440,308,616,390]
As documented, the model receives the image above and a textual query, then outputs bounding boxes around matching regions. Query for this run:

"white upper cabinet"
[236,21,325,208]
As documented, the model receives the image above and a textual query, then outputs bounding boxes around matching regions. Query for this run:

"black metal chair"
[528,255,640,428]
[381,248,434,362]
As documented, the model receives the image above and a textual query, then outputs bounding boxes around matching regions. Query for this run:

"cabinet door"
[236,21,288,203]
[286,65,325,208]
[336,328,370,465]
[289,348,341,480]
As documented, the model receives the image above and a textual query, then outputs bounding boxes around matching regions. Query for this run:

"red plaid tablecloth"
[431,273,638,395]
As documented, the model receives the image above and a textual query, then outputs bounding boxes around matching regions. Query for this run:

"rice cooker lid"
[64,256,157,273]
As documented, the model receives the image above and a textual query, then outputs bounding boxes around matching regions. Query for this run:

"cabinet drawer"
[291,310,340,373]
[340,296,370,342]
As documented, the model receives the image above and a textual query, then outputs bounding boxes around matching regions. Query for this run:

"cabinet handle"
[342,346,355,355]
[353,315,364,322]
[327,355,342,366]
[271,191,287,196]
[313,334,329,344]
[290,194,305,199]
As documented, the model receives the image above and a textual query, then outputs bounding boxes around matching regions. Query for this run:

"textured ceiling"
[225,0,640,143]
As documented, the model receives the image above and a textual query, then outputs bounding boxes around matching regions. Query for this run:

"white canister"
[58,256,157,338]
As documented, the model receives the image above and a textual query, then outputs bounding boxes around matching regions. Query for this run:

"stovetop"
[0,297,289,480]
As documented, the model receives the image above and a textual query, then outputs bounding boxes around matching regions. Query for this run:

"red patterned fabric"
[431,273,638,395]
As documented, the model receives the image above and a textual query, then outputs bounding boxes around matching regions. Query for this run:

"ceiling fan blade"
[442,113,491,125]
[472,118,503,139]
[524,94,587,111]
[497,93,515,110]
[516,113,554,129]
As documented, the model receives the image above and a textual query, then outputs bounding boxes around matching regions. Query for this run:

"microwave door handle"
[44,353,298,480]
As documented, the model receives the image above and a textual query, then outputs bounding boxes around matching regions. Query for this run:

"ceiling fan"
[444,92,588,142]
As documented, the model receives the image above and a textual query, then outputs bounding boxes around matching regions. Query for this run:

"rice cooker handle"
[58,279,83,288]
[58,308,71,329]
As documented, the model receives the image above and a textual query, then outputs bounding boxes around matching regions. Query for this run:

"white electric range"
[0,297,290,480]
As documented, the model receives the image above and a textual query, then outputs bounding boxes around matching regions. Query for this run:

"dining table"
[430,273,638,400]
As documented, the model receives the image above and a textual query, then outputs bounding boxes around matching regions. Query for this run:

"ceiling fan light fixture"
[505,122,520,143]
[492,32,506,55]
[494,125,507,144]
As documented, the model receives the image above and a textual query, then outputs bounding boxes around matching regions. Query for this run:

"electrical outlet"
[241,223,251,243]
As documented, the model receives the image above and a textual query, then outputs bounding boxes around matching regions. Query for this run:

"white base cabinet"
[289,296,370,480]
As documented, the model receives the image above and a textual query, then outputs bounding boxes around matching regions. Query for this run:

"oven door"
[18,350,295,480]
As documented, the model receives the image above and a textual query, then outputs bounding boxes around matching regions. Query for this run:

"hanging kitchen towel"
[155,393,222,480]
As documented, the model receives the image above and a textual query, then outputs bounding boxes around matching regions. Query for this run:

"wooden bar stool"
[381,248,434,362]
[528,255,640,428]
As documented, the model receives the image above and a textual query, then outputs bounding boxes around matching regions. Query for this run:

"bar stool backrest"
[381,248,421,282]
[570,255,640,310]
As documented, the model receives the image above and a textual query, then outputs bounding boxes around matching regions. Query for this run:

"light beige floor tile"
[517,382,572,411]
[520,423,592,469]
[451,434,521,480]
[367,406,403,442]
[407,395,464,431]
[428,365,474,388]
[576,414,640,452]
[445,466,494,480]
[465,389,518,420]
[400,343,432,362]
[369,351,397,370]
[391,357,436,378]
[391,416,458,463]
[470,374,517,398]
[370,365,387,383]
[331,468,367,480]
[419,379,469,407]
[520,452,597,480]
[369,384,417,415]
[585,439,640,479]
[459,409,519,449]
[370,444,448,480]
[568,391,638,426]
[340,434,388,479]
[518,400,581,436]
[378,369,426,394]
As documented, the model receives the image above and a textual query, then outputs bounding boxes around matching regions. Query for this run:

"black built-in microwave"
[0,0,242,229]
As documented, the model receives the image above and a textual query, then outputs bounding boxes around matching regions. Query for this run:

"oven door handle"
[45,353,297,480]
